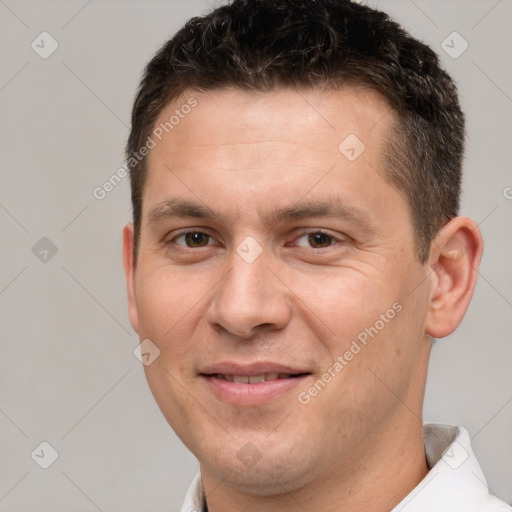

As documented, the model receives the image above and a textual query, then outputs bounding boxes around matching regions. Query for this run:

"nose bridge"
[206,240,291,338]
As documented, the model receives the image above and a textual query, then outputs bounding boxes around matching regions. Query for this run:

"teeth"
[217,372,293,383]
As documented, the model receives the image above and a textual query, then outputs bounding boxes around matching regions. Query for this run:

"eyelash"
[168,229,344,250]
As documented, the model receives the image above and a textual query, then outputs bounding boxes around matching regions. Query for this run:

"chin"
[198,435,317,495]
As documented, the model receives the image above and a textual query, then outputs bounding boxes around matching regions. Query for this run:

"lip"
[200,361,312,406]
[200,361,309,376]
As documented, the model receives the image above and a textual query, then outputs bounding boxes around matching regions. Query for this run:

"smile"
[214,372,300,383]
[200,363,312,406]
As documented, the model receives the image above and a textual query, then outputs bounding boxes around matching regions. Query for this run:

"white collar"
[180,424,511,512]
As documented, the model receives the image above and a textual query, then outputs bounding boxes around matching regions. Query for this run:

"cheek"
[298,267,397,341]
[134,264,207,367]
[135,261,200,330]
[302,304,422,438]
[299,264,425,390]
[135,267,206,431]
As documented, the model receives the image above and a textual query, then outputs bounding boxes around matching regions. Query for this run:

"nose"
[205,244,292,340]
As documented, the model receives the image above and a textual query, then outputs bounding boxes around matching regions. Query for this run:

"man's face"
[124,86,432,491]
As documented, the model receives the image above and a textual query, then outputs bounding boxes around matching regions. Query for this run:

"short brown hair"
[127,0,464,262]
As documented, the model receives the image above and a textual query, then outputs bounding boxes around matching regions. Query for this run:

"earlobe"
[425,217,484,339]
[122,223,140,334]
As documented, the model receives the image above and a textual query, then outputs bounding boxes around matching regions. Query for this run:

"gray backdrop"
[1,0,510,510]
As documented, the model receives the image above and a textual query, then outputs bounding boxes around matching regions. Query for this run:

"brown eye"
[174,232,213,248]
[295,231,337,249]
[308,232,333,248]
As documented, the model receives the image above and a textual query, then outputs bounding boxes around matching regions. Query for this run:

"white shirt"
[180,423,511,511]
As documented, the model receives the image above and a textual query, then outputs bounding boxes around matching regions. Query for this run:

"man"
[122,0,511,510]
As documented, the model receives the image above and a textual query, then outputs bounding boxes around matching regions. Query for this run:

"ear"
[425,217,484,338]
[122,223,139,334]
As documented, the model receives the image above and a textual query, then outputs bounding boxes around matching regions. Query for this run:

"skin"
[123,86,483,511]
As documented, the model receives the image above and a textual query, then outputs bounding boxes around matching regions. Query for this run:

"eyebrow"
[147,197,374,230]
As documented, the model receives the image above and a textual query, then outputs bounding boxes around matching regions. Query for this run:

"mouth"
[199,363,312,406]
[211,372,307,383]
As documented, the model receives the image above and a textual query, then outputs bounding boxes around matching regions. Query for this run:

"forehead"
[142,85,403,226]
[150,85,394,155]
